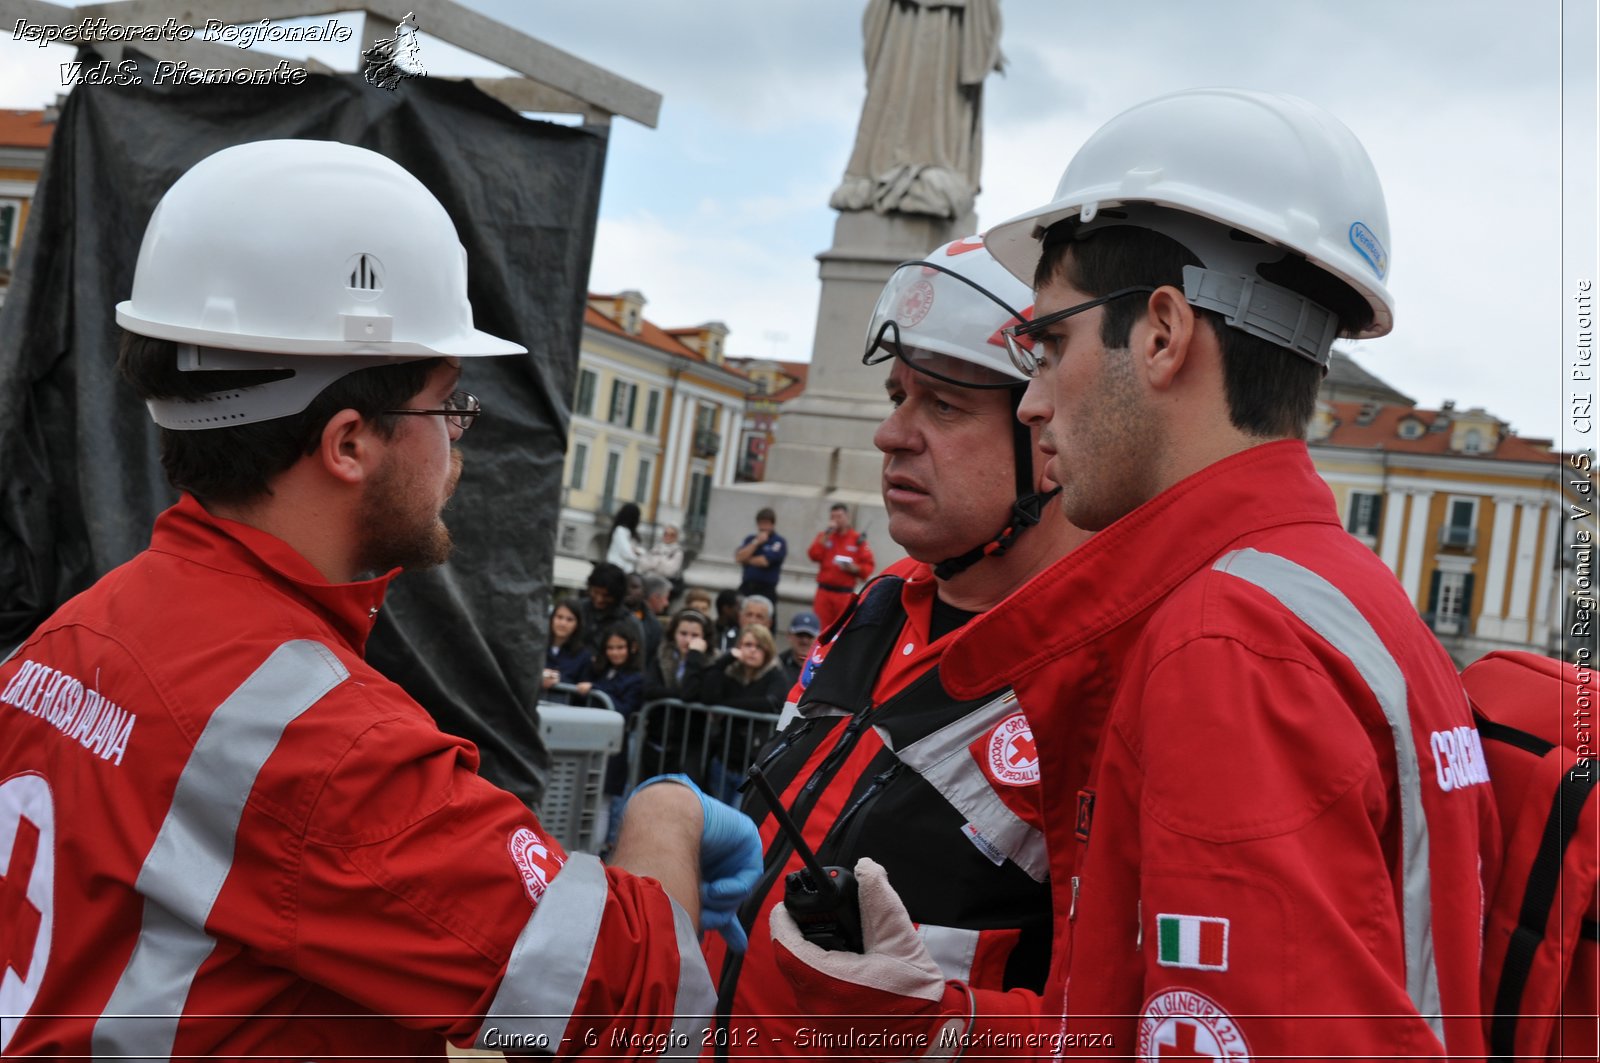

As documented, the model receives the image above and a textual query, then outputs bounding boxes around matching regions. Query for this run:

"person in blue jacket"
[541,597,592,703]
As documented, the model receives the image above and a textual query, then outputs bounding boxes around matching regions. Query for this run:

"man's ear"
[1136,285,1198,390]
[315,409,380,485]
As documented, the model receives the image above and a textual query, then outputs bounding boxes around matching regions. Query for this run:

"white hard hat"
[985,87,1394,359]
[117,139,525,428]
[864,235,1033,388]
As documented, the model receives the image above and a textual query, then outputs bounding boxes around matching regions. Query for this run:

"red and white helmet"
[985,88,1394,365]
[863,235,1033,389]
[863,236,1057,580]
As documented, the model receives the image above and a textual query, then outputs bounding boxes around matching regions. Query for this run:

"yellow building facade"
[1310,399,1579,664]
[0,109,54,309]
[552,291,753,587]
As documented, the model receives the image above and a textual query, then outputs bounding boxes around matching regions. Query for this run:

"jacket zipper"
[820,761,903,862]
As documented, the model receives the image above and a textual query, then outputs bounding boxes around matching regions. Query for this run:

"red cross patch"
[507,827,566,906]
[0,773,55,1052]
[1138,988,1252,1061]
[985,713,1040,787]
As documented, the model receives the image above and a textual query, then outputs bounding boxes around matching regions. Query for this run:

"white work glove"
[771,858,973,1056]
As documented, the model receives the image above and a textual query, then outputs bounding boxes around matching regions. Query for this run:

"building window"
[1398,418,1425,440]
[686,469,712,535]
[0,199,20,272]
[574,369,597,417]
[1346,491,1383,538]
[1463,427,1485,453]
[1440,497,1478,549]
[1428,570,1474,636]
[644,389,662,435]
[635,457,653,504]
[602,450,622,511]
[609,380,638,429]
[569,441,589,489]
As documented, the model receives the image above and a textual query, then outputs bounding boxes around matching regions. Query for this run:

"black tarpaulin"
[0,54,604,809]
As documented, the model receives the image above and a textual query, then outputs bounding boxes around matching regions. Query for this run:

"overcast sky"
[2,1,1591,443]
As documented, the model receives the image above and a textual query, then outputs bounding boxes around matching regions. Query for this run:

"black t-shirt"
[928,594,979,643]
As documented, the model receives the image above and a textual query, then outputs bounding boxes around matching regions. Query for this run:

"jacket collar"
[150,493,397,655]
[942,440,1338,697]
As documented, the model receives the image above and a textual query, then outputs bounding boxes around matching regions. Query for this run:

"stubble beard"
[355,448,463,574]
[1054,348,1163,533]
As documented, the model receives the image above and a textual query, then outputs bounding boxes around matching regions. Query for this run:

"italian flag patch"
[1156,913,1229,971]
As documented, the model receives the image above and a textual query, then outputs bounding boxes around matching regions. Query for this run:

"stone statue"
[829,0,1004,220]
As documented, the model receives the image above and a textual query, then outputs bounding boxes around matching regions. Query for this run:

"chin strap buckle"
[931,487,1063,580]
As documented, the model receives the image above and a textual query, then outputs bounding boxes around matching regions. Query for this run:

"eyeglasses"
[1001,287,1157,377]
[385,390,481,434]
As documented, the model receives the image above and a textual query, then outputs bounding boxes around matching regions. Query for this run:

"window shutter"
[1426,569,1442,618]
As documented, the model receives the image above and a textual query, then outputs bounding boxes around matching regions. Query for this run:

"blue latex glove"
[635,774,763,951]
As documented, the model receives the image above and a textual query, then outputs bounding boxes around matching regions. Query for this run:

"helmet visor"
[862,260,1030,389]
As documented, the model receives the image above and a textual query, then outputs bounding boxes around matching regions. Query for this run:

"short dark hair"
[117,332,439,505]
[829,503,848,514]
[755,506,776,524]
[586,562,627,602]
[1036,222,1371,439]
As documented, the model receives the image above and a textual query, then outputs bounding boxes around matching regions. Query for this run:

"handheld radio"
[745,766,863,952]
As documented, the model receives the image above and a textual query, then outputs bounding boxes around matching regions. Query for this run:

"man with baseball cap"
[772,89,1492,1059]
[776,610,821,686]
[0,139,759,1057]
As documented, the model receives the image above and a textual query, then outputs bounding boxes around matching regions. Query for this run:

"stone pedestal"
[684,208,970,615]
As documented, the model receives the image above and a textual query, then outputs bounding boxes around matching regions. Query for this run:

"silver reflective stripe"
[481,853,716,1047]
[1214,548,1445,1047]
[918,923,978,982]
[888,693,1049,882]
[481,852,607,1046]
[668,889,716,1045]
[92,639,349,1061]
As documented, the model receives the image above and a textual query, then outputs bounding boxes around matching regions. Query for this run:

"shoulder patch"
[985,712,1039,787]
[507,827,565,905]
[1139,987,1251,1060]
[1155,913,1229,971]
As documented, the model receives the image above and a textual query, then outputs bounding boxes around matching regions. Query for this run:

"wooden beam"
[471,77,611,128]
[364,0,660,127]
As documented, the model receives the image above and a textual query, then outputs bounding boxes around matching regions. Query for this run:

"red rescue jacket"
[942,442,1495,1060]
[0,494,711,1059]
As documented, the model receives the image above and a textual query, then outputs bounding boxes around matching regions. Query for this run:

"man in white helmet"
[699,235,1091,1058]
[0,139,760,1058]
[771,90,1492,1059]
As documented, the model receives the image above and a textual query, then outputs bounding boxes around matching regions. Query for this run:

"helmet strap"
[932,487,1063,581]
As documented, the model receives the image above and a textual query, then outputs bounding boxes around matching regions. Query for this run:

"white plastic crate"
[534,702,624,855]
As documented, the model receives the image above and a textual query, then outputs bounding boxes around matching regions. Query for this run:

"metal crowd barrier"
[624,697,783,805]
